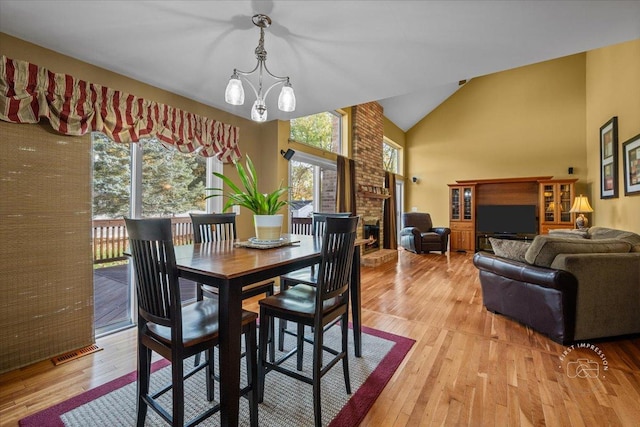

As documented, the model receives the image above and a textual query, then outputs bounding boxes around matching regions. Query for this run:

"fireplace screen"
[363,216,380,254]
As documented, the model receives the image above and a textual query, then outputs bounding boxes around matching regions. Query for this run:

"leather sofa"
[473,227,640,344]
[399,212,450,254]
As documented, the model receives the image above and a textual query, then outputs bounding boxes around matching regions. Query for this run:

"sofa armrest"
[473,251,578,344]
[431,227,451,237]
[400,226,421,238]
[473,252,576,291]
[550,253,640,340]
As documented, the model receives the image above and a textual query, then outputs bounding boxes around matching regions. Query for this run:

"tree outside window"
[290,111,342,153]
[383,141,399,174]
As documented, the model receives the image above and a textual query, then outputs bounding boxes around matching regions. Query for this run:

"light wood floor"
[1,250,639,426]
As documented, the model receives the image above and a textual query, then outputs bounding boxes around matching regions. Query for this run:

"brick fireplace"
[352,102,385,250]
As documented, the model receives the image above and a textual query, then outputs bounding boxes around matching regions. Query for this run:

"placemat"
[235,238,301,249]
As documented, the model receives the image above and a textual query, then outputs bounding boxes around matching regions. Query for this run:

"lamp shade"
[225,76,245,105]
[278,83,296,112]
[251,100,267,122]
[569,195,594,213]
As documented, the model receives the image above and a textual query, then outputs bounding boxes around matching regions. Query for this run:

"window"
[383,138,400,174]
[288,152,337,221]
[92,133,221,337]
[290,111,343,154]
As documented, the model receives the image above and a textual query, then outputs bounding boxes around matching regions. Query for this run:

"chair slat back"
[125,218,181,328]
[291,216,313,235]
[312,212,352,237]
[190,213,237,243]
[317,216,359,302]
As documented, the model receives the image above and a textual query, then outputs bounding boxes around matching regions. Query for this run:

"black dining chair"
[125,217,258,427]
[190,212,275,361]
[257,216,358,427]
[278,212,352,351]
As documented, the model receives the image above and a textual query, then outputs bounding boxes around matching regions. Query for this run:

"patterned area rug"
[20,325,414,426]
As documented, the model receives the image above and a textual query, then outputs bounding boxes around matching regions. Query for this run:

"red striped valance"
[0,55,241,162]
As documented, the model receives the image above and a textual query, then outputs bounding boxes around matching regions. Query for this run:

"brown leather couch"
[473,227,640,344]
[400,212,450,254]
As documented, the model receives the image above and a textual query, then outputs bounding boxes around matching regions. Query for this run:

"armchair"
[400,212,450,254]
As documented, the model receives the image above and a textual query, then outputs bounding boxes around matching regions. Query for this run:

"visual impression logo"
[559,342,608,378]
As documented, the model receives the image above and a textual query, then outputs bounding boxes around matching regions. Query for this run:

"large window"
[92,133,221,336]
[290,111,343,154]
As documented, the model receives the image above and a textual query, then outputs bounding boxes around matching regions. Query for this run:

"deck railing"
[291,216,313,235]
[92,217,194,264]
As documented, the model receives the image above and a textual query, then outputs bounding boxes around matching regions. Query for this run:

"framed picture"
[600,117,618,199]
[622,133,640,196]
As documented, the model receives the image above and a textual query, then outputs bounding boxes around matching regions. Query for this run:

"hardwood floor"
[1,250,639,426]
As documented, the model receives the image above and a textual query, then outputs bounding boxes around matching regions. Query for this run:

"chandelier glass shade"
[224,14,296,122]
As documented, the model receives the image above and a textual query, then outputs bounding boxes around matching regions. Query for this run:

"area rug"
[20,325,414,426]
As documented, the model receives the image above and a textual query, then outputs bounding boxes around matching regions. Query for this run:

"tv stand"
[476,233,537,253]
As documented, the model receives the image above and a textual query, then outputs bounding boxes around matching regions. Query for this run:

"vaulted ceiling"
[1,1,639,131]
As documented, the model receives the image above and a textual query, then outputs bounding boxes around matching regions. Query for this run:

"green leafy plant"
[205,155,288,215]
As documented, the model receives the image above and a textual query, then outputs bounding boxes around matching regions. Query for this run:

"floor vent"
[51,344,103,365]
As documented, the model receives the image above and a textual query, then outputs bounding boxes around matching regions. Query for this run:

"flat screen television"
[476,205,537,235]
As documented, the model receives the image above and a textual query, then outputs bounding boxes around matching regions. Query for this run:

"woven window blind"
[0,120,93,373]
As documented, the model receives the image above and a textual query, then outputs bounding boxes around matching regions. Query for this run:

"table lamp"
[569,195,594,229]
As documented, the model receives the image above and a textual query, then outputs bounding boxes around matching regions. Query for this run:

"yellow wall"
[585,39,640,232]
[406,53,588,226]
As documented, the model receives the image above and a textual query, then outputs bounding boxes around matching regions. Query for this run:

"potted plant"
[205,155,288,241]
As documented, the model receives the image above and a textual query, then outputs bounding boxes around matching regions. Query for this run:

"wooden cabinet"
[538,179,577,234]
[449,185,475,251]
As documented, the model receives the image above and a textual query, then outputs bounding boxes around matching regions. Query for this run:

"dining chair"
[125,217,258,427]
[278,212,352,351]
[190,212,275,361]
[257,216,358,427]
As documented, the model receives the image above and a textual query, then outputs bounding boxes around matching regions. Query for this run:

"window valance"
[0,55,240,162]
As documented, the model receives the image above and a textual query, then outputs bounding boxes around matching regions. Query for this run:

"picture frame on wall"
[600,116,618,199]
[622,133,640,196]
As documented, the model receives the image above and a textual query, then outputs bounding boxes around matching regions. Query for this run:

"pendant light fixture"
[224,14,296,122]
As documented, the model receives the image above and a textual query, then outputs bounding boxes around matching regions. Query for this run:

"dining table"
[172,233,366,426]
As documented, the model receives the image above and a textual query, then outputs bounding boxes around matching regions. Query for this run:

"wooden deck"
[94,263,196,331]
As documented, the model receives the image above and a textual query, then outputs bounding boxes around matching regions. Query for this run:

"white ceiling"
[1,1,639,131]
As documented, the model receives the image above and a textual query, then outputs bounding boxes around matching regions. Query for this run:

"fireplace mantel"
[358,190,390,199]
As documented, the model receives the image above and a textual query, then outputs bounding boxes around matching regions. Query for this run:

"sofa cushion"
[588,226,640,252]
[489,238,531,262]
[524,236,632,267]
[549,229,588,239]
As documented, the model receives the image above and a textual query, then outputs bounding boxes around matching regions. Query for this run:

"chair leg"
[205,347,215,402]
[341,314,352,394]
[296,323,305,371]
[266,289,276,362]
[312,324,323,427]
[278,318,286,351]
[172,354,185,427]
[136,343,151,427]
[194,282,204,367]
[278,279,290,351]
[257,307,269,403]
[245,321,259,427]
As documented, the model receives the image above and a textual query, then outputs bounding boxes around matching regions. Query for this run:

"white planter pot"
[253,214,283,241]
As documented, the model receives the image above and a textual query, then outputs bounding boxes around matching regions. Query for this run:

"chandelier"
[224,14,296,122]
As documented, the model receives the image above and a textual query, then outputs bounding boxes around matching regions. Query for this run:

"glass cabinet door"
[543,184,555,223]
[559,184,572,223]
[463,187,473,220]
[451,187,460,220]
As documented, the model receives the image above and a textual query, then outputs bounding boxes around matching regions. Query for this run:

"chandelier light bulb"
[225,74,245,106]
[278,82,296,112]
[251,100,267,122]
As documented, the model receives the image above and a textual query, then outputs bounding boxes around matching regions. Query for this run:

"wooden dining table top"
[173,234,368,281]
